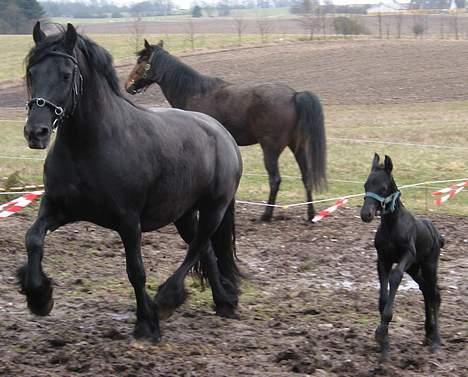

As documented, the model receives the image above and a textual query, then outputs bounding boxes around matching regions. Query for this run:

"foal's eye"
[63,73,71,81]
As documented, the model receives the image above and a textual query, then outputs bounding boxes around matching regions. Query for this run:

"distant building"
[367,1,408,13]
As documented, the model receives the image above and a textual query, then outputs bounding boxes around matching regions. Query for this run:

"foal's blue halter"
[364,191,401,214]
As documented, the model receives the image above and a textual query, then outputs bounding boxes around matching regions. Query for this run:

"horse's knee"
[126,266,146,287]
[25,228,43,252]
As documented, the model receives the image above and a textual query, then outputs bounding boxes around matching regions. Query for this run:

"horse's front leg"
[119,223,159,342]
[17,196,64,316]
[376,248,415,361]
[375,257,392,358]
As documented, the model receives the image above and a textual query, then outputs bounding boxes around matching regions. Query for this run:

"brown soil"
[3,39,468,113]
[0,207,467,376]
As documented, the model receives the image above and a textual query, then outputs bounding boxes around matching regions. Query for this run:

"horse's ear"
[157,40,164,48]
[372,153,380,170]
[33,21,46,45]
[384,155,393,174]
[144,39,151,50]
[64,23,77,53]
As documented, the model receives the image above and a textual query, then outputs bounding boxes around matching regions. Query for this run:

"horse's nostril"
[36,126,49,138]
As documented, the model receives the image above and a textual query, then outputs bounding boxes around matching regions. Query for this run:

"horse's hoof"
[215,304,240,319]
[133,321,161,343]
[29,297,54,316]
[429,339,441,353]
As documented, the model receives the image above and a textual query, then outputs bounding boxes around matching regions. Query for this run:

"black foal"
[361,154,444,361]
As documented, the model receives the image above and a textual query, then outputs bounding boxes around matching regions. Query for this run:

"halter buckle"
[55,107,64,116]
[36,98,46,107]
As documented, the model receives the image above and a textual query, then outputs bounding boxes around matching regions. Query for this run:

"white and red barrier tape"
[312,197,349,223]
[432,181,467,206]
[0,178,466,222]
[0,191,44,219]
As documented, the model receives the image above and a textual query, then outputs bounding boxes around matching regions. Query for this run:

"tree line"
[0,0,44,34]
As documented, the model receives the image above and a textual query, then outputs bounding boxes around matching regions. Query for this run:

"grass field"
[2,101,467,215]
[0,33,301,82]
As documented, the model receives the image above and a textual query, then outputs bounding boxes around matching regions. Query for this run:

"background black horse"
[361,154,444,361]
[18,22,243,342]
[125,39,327,221]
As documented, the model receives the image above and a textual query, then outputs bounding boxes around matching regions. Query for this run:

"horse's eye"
[63,73,71,81]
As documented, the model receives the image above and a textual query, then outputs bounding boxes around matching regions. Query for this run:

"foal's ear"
[157,40,164,48]
[384,155,393,174]
[33,21,46,45]
[372,153,380,170]
[144,39,151,50]
[64,23,78,53]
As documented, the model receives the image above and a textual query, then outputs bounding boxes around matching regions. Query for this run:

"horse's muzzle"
[24,123,51,149]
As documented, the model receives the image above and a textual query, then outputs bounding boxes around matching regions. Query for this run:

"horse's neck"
[381,200,404,228]
[55,84,124,151]
[156,57,220,109]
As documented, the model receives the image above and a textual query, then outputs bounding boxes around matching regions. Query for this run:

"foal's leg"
[376,249,415,361]
[375,258,392,357]
[421,262,441,351]
[119,222,159,342]
[17,196,64,316]
[260,145,284,222]
[290,145,315,221]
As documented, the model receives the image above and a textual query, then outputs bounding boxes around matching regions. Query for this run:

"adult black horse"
[18,22,242,343]
[125,40,327,221]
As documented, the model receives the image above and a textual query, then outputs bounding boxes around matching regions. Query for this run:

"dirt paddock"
[0,39,467,376]
[0,207,466,376]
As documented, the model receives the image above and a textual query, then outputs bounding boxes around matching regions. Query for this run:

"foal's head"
[125,39,164,95]
[24,22,82,149]
[361,153,400,223]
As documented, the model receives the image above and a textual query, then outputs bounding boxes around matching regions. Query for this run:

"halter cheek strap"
[364,191,401,214]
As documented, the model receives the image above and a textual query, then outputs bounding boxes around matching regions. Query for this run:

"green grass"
[2,101,467,215]
[0,33,300,81]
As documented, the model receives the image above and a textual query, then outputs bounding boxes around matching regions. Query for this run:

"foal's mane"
[139,46,225,98]
[26,26,127,101]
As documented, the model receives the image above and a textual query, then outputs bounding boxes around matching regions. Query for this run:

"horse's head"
[125,39,164,95]
[24,22,82,149]
[361,153,400,222]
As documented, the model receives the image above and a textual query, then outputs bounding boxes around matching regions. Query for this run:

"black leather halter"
[26,51,83,130]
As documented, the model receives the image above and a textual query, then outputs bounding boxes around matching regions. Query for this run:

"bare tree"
[185,19,196,50]
[233,16,247,45]
[129,12,146,53]
[298,13,319,40]
[377,12,382,39]
[395,12,404,39]
[256,16,274,43]
[450,13,459,40]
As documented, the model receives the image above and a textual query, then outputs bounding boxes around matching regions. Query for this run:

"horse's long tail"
[294,91,327,191]
[210,199,240,294]
[422,218,445,251]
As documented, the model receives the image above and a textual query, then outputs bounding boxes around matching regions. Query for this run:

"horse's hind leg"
[119,222,160,342]
[156,203,238,318]
[17,195,64,316]
[260,144,284,222]
[290,145,314,221]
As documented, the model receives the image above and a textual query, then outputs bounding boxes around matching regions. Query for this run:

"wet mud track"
[0,206,466,376]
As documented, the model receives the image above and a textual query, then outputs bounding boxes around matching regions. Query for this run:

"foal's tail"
[294,91,327,191]
[210,199,240,293]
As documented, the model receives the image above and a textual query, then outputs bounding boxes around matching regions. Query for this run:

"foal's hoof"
[133,321,161,343]
[215,304,240,320]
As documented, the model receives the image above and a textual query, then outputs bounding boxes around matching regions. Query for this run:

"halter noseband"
[26,50,83,130]
[364,191,401,214]
[128,51,154,92]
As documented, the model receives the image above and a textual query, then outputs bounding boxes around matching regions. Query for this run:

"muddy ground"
[0,207,467,376]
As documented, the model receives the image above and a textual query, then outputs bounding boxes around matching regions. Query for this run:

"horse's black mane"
[140,47,224,99]
[26,26,124,99]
